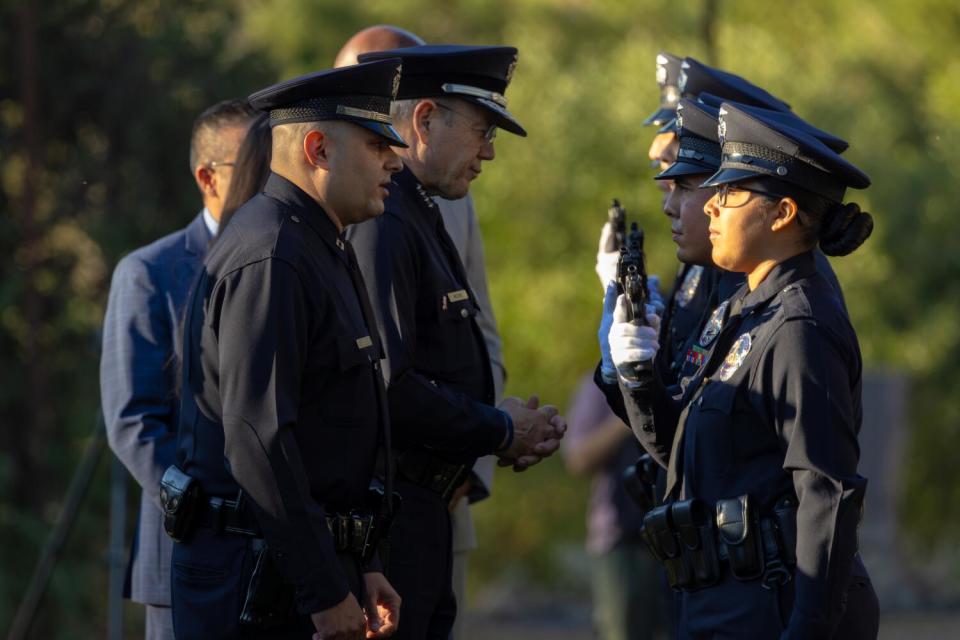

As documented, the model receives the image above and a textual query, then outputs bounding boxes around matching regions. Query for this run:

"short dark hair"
[188,98,258,172]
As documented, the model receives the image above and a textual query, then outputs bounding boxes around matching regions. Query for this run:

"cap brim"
[657,118,679,135]
[353,120,408,148]
[655,160,716,181]
[699,167,765,188]
[644,106,676,127]
[463,96,527,137]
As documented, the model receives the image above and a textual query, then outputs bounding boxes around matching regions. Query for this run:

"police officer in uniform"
[167,61,408,639]
[652,97,850,392]
[609,103,879,639]
[348,45,567,639]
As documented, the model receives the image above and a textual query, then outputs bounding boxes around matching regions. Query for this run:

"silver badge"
[505,54,518,85]
[698,300,729,347]
[718,333,752,381]
[391,65,402,99]
[656,56,667,86]
[676,265,704,308]
[679,60,691,93]
[675,102,684,131]
[718,109,727,147]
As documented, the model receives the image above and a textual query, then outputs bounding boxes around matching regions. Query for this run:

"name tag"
[356,336,373,349]
[447,289,469,302]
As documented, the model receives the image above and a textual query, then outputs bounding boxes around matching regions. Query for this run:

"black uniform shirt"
[657,263,717,386]
[670,251,867,637]
[177,173,387,614]
[347,166,509,460]
[606,250,848,465]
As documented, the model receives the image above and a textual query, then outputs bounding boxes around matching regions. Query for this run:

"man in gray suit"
[99,98,256,639]
[336,27,506,638]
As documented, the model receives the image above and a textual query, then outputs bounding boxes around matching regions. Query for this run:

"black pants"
[171,527,362,639]
[673,555,878,640]
[386,478,457,640]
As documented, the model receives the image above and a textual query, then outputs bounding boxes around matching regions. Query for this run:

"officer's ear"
[303,128,330,170]
[411,99,438,144]
[193,164,216,197]
[768,196,799,232]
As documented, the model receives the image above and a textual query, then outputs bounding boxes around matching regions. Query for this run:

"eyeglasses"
[435,103,498,143]
[715,184,768,207]
[206,161,236,170]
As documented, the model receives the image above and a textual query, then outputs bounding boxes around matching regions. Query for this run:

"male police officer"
[100,98,255,640]
[332,31,504,640]
[167,61,407,639]
[348,45,566,639]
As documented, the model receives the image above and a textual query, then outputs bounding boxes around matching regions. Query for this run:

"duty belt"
[641,494,797,593]
[396,449,471,503]
[198,496,380,561]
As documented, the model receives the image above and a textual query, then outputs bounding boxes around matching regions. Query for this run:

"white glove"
[647,274,666,315]
[595,223,620,289]
[609,295,661,385]
[598,281,618,383]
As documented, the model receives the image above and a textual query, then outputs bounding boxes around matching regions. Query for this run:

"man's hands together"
[496,395,567,472]
[311,572,400,640]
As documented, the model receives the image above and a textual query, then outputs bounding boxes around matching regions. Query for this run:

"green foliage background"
[3,0,960,636]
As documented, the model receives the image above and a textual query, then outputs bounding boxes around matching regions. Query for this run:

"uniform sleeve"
[100,254,177,508]
[348,215,509,459]
[592,361,678,470]
[213,259,350,615]
[761,319,865,640]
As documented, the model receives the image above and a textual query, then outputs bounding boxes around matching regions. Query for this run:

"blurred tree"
[5,0,960,634]
[0,0,272,634]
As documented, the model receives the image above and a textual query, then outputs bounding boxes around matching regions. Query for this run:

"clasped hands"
[495,395,567,472]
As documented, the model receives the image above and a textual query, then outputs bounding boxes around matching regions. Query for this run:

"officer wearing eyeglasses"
[347,45,568,639]
[606,102,879,640]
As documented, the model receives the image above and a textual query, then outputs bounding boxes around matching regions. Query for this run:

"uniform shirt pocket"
[691,381,738,479]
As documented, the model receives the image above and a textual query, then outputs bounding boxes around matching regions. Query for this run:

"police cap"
[248,59,407,147]
[701,102,870,202]
[697,93,848,153]
[358,44,526,137]
[658,57,792,135]
[656,96,855,181]
[644,52,683,127]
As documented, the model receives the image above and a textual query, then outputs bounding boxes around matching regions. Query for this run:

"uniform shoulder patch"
[718,332,752,381]
[676,265,704,308]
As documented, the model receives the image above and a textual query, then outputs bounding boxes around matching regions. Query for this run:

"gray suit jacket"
[436,195,505,553]
[100,213,210,605]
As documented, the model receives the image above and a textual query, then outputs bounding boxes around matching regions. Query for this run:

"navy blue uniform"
[347,166,510,640]
[173,173,388,638]
[625,252,877,639]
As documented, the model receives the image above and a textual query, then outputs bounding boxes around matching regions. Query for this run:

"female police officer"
[607,102,879,639]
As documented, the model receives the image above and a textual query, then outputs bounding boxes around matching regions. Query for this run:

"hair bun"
[819,202,874,256]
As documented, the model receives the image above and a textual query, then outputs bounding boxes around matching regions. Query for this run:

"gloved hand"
[598,281,618,383]
[647,274,665,315]
[609,295,661,387]
[595,222,620,289]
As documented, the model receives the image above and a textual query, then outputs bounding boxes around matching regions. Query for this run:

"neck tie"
[343,238,394,513]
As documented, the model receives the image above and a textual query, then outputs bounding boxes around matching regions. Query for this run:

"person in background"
[217,112,271,233]
[563,373,667,640]
[100,98,256,640]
